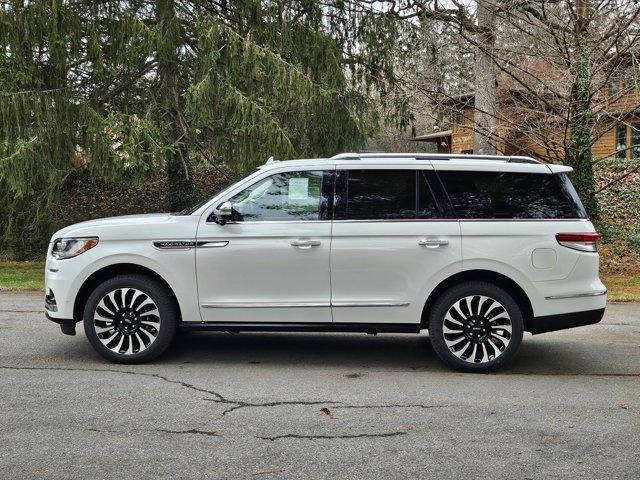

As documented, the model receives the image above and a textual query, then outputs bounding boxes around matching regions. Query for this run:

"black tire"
[428,281,524,373]
[83,274,178,363]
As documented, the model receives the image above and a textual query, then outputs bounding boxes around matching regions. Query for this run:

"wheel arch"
[73,263,182,323]
[421,269,534,332]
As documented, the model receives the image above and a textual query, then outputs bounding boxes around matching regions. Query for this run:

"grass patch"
[0,262,44,291]
[0,261,638,302]
[601,274,640,302]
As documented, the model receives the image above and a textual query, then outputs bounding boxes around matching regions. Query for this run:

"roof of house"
[412,130,452,142]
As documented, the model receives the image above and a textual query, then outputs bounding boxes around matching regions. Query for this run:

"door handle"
[290,239,321,249]
[419,239,449,248]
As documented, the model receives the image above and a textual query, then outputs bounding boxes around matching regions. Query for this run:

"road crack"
[204,398,341,415]
[0,365,339,415]
[333,404,452,410]
[155,428,219,437]
[86,427,218,437]
[258,431,408,441]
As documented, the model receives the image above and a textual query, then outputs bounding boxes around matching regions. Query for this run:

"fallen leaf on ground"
[319,407,335,419]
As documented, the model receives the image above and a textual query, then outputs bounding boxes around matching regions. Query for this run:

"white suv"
[45,153,606,372]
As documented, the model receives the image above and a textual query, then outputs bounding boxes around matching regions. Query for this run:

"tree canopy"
[0,0,411,256]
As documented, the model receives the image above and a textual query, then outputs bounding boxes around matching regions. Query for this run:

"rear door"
[433,162,590,286]
[330,164,462,325]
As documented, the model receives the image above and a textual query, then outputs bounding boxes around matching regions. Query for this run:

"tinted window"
[335,170,417,220]
[418,170,441,218]
[227,170,330,221]
[437,171,587,219]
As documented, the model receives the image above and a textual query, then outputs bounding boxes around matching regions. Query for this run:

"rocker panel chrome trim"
[202,302,330,308]
[201,301,410,308]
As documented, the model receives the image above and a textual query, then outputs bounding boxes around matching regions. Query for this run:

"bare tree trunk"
[473,0,497,155]
[156,0,197,211]
[567,0,598,219]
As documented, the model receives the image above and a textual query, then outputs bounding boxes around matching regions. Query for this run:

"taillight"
[556,233,600,252]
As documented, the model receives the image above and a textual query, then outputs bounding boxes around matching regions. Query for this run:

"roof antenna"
[265,156,276,164]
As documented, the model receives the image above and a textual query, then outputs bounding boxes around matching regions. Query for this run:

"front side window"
[437,171,587,219]
[616,124,628,159]
[226,170,330,222]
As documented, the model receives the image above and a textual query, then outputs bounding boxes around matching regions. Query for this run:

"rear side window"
[436,171,587,219]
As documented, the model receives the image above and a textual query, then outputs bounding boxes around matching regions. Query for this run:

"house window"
[456,111,464,125]
[623,68,635,93]
[609,74,620,96]
[631,124,640,160]
[615,124,628,158]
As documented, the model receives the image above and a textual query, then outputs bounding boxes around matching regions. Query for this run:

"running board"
[180,322,421,334]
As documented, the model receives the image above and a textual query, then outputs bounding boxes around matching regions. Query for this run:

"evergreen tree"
[0,1,406,256]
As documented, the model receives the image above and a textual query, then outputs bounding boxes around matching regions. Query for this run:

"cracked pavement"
[1,292,639,479]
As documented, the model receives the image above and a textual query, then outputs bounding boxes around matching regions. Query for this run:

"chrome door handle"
[290,239,321,249]
[419,239,449,248]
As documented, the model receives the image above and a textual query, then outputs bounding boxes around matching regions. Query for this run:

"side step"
[180,322,422,334]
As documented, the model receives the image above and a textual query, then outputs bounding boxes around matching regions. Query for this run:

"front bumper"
[45,312,78,336]
[529,308,605,334]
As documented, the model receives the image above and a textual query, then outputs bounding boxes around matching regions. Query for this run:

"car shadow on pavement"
[162,331,445,371]
[150,330,633,376]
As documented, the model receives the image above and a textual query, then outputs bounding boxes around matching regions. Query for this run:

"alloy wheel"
[93,288,161,355]
[442,295,512,364]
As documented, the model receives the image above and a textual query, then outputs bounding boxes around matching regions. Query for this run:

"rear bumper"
[529,308,605,335]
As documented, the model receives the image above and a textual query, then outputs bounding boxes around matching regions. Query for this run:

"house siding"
[443,91,639,162]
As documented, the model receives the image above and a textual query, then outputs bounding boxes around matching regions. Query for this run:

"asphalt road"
[1,292,639,479]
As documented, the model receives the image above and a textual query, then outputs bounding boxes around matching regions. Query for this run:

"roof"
[442,92,475,105]
[259,152,548,168]
[412,130,452,142]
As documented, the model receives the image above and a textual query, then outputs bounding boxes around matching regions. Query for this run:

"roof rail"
[329,152,542,164]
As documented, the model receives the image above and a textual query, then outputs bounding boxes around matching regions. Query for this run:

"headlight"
[51,237,99,259]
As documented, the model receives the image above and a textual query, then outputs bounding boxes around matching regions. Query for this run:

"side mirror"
[212,201,233,225]
[218,201,233,217]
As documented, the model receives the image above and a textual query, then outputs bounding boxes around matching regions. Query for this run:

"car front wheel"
[83,274,178,363]
[428,281,524,373]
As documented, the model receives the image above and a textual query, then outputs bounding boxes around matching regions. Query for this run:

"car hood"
[50,213,200,242]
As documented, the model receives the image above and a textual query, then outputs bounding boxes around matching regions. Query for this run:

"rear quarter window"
[436,171,587,219]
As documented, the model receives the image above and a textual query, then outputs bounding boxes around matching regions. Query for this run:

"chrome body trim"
[331,301,410,307]
[197,241,229,248]
[203,218,589,225]
[545,290,607,300]
[202,302,331,308]
[204,220,332,225]
[201,301,410,308]
[153,240,197,250]
[458,218,588,222]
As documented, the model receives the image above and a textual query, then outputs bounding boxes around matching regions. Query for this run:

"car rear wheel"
[428,281,524,373]
[83,274,178,363]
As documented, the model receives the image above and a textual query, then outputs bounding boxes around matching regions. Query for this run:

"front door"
[196,168,334,323]
[330,166,462,324]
